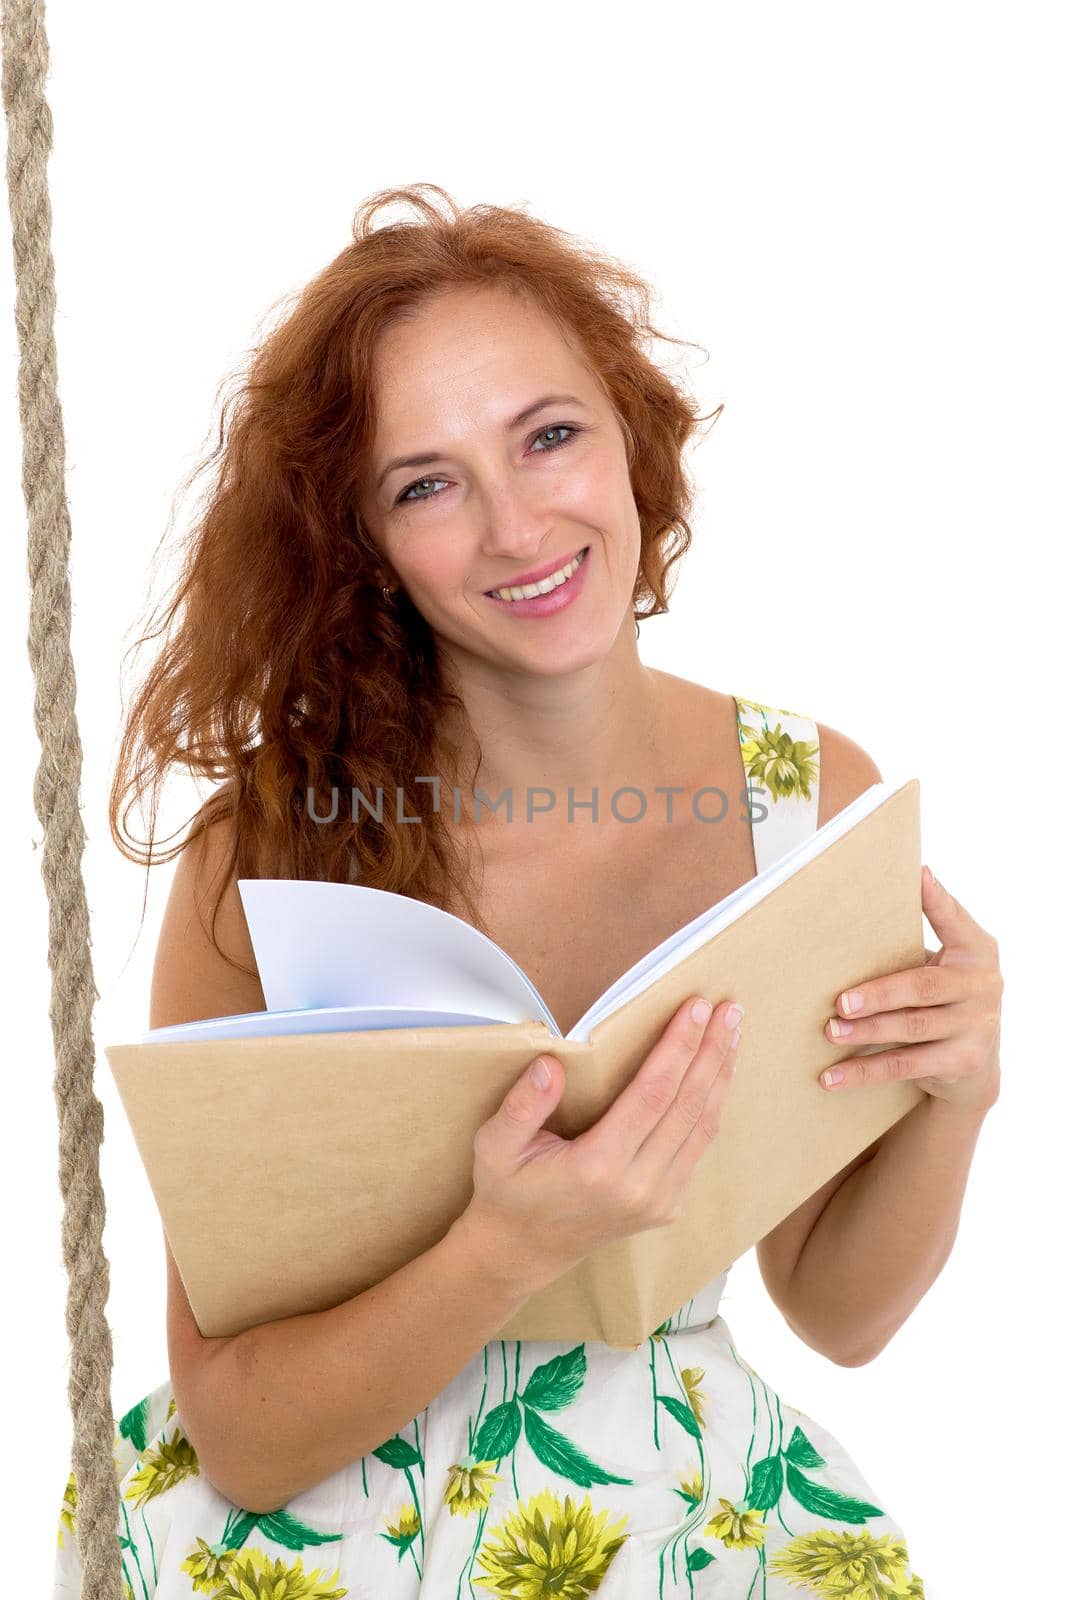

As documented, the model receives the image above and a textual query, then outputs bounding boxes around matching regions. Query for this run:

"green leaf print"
[205,1504,345,1559]
[523,1407,633,1488]
[784,1460,884,1522]
[747,1453,784,1512]
[783,1424,826,1469]
[656,1394,701,1442]
[519,1344,587,1412]
[222,1511,260,1550]
[118,1396,150,1455]
[473,1399,523,1462]
[373,1434,422,1470]
[254,1510,344,1550]
[686,1546,716,1572]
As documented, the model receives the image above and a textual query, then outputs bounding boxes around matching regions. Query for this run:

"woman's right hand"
[458,996,743,1293]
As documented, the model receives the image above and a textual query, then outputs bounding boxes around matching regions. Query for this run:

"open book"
[107,775,925,1348]
[147,776,910,1047]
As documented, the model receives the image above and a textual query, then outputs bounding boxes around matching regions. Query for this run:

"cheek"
[556,455,633,526]
[398,535,471,598]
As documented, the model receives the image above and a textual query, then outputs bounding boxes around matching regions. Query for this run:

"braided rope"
[1,1,121,1594]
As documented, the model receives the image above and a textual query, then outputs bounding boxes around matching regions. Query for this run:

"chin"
[509,621,627,676]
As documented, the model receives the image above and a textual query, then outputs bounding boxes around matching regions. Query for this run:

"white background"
[3,3,1063,1593]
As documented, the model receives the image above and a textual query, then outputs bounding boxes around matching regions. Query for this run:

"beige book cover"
[104,777,924,1350]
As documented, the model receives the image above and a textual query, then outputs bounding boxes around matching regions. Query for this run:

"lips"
[483,546,587,595]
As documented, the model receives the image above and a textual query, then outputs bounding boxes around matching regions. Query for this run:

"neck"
[432,626,668,835]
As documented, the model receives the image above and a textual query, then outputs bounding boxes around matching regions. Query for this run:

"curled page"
[237,877,560,1031]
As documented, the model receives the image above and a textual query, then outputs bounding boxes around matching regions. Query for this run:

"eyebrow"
[375,392,588,495]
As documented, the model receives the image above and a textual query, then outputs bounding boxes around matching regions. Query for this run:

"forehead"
[369,286,592,428]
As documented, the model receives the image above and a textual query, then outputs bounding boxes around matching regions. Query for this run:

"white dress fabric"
[52,695,926,1598]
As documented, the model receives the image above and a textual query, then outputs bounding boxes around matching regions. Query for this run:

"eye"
[395,473,449,508]
[530,423,580,453]
[393,422,583,508]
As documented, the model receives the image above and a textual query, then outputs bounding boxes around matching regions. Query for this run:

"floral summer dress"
[53,696,927,1599]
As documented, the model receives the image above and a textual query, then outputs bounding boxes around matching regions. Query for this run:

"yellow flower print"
[769,1527,916,1598]
[181,1535,238,1593]
[189,1546,348,1598]
[474,1486,628,1597]
[680,1367,708,1429]
[56,1470,77,1548]
[735,700,819,804]
[384,1502,422,1543]
[444,1456,501,1516]
[736,696,807,723]
[56,1455,127,1546]
[58,1414,175,1548]
[675,1468,703,1510]
[704,1496,767,1549]
[124,1428,200,1507]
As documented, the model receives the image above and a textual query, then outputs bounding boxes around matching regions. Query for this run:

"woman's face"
[357,284,643,678]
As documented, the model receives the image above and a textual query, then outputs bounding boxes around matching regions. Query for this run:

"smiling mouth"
[485,547,589,602]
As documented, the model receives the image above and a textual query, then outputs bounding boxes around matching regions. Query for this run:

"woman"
[54,184,1002,1598]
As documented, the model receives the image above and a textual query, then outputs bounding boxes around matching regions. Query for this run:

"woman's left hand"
[819,864,1003,1114]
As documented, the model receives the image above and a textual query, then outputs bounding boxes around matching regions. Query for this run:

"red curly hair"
[109,183,721,972]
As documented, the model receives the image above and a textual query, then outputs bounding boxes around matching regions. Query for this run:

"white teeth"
[489,548,586,602]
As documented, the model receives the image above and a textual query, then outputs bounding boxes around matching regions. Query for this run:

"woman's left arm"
[781,864,1003,1366]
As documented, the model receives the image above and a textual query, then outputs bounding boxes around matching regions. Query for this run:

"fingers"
[667,1025,741,1190]
[629,1003,741,1186]
[483,1053,565,1164]
[577,996,739,1171]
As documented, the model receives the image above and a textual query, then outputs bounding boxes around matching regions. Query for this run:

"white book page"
[142,1004,504,1044]
[567,779,902,1041]
[238,878,559,1030]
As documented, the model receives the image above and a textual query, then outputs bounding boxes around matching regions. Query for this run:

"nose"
[475,471,556,568]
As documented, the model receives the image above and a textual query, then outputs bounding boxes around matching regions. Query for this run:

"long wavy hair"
[109,183,722,973]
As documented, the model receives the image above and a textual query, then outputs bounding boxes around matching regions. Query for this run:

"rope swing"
[2,0,123,1592]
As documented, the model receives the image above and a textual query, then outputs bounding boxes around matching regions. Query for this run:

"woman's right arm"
[165,1203,537,1513]
[156,815,545,1515]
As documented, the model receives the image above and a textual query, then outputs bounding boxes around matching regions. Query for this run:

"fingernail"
[724,1002,744,1028]
[691,999,712,1024]
[728,1026,742,1051]
[822,1068,845,1087]
[530,1056,551,1089]
[839,990,864,1015]
[827,1017,853,1038]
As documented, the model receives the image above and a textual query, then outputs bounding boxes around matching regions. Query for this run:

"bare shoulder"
[652,671,734,720]
[652,675,884,816]
[648,672,740,756]
[814,717,884,827]
[150,799,266,1032]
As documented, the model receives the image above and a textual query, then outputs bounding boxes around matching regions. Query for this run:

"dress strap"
[733,695,821,874]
